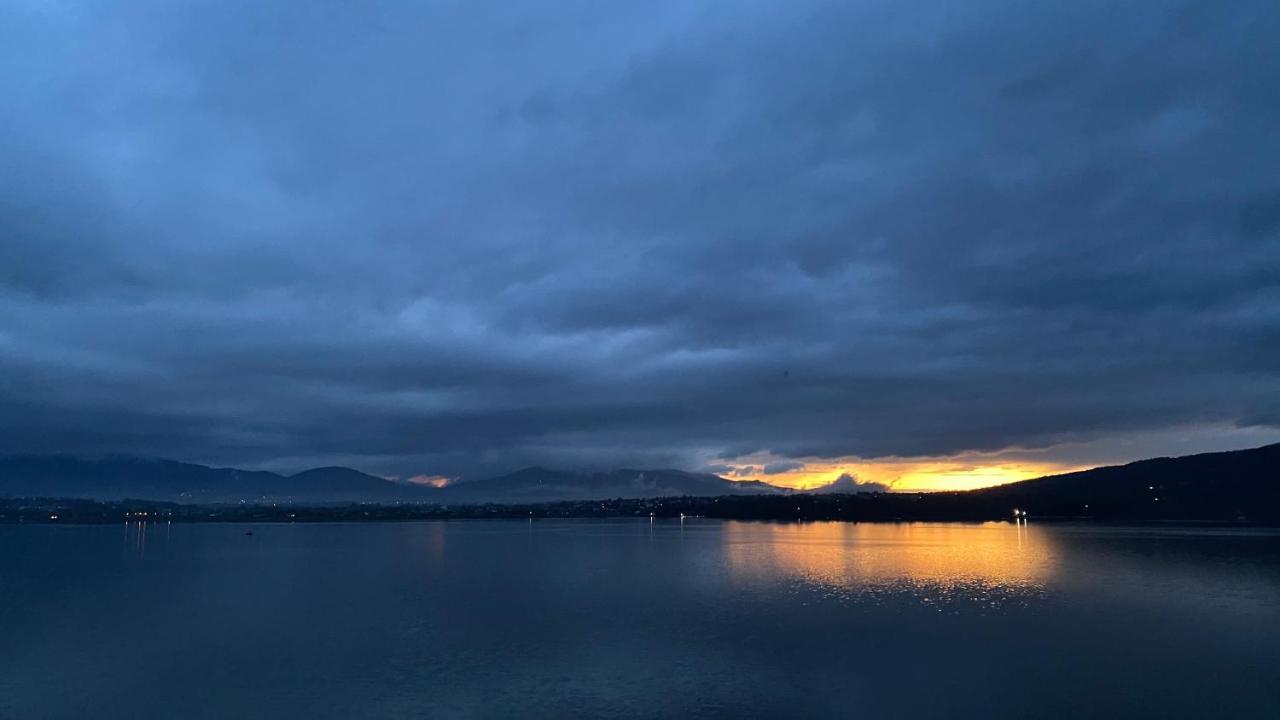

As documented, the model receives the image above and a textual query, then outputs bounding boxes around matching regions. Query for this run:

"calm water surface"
[1,520,1278,719]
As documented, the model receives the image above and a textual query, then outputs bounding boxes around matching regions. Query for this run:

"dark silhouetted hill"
[0,455,419,503]
[974,443,1280,521]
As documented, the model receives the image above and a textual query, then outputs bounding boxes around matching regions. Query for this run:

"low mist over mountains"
[433,467,784,504]
[0,456,786,504]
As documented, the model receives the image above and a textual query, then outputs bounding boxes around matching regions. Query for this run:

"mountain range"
[0,444,1277,517]
[0,456,787,504]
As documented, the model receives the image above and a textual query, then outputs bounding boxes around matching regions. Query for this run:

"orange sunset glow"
[722,455,1084,492]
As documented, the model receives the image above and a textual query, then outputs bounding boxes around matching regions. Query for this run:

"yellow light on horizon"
[721,456,1081,493]
[891,464,1060,492]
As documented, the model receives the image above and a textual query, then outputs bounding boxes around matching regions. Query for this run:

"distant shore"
[3,494,1275,526]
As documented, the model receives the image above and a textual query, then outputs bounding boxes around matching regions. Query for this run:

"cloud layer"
[1,1,1277,479]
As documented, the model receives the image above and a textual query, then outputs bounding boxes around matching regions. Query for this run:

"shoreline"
[3,496,1276,528]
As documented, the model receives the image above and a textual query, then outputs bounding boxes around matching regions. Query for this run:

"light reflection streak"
[723,521,1058,607]
[123,520,150,557]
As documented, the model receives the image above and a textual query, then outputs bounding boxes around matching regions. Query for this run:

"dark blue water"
[2,520,1278,719]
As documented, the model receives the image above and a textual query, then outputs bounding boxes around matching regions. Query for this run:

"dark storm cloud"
[1,0,1277,478]
[763,461,806,476]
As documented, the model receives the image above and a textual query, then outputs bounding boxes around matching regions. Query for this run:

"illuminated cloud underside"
[714,426,1280,492]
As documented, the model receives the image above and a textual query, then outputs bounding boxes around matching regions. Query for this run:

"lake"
[1,520,1278,718]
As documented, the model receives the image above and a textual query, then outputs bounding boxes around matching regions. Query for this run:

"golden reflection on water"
[724,521,1058,605]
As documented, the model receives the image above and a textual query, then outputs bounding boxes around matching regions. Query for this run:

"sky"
[1,1,1278,490]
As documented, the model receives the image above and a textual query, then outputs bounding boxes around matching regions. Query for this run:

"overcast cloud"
[1,1,1277,479]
